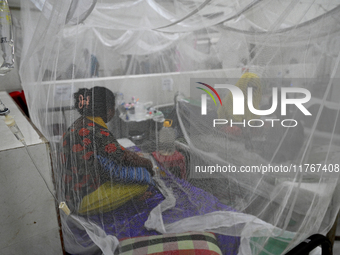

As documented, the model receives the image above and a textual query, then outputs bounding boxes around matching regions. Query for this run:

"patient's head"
[74,86,115,123]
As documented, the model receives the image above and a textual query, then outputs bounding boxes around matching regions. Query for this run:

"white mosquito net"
[18,0,340,254]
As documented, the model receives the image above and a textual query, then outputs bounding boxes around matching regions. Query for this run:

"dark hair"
[74,87,115,122]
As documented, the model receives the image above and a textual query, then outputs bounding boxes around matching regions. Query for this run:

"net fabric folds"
[19,0,340,254]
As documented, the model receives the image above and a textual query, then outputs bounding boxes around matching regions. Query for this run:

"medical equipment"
[0,0,14,75]
[158,119,176,156]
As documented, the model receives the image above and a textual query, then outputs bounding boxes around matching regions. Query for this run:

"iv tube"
[4,115,24,141]
[0,1,65,212]
[2,114,58,202]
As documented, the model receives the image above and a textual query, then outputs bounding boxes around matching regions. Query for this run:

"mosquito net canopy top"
[19,0,340,254]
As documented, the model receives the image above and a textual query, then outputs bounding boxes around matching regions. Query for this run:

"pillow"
[97,155,154,185]
[117,232,223,255]
[78,182,148,215]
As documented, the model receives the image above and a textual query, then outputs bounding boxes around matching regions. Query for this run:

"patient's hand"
[136,152,147,158]
[122,150,154,176]
[144,159,154,176]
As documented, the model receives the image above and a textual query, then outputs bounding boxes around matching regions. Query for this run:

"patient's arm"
[122,150,154,176]
[93,122,154,176]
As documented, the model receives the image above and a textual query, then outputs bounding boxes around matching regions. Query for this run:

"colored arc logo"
[196,82,222,106]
